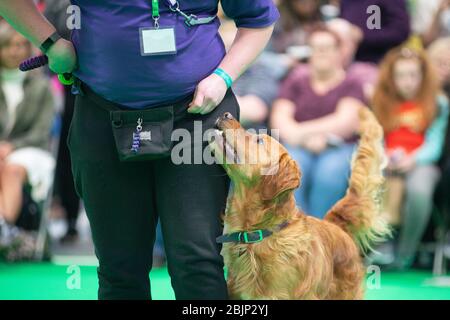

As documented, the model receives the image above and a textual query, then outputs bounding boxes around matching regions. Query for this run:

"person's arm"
[271,98,307,146]
[271,97,363,146]
[237,95,269,125]
[0,0,56,48]
[415,96,450,165]
[295,97,362,137]
[0,0,76,74]
[188,0,279,114]
[188,26,274,114]
[422,0,450,46]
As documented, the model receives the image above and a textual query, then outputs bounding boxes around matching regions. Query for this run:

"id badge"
[139,27,177,56]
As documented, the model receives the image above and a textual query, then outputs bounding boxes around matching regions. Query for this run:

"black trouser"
[67,85,239,300]
[53,85,80,232]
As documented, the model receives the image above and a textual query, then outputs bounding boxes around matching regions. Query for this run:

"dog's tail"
[324,107,390,253]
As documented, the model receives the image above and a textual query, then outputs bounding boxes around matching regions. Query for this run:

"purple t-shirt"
[278,66,365,123]
[70,0,279,108]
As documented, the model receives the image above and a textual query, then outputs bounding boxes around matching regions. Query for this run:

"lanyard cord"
[151,0,160,28]
[151,0,216,28]
[151,0,160,18]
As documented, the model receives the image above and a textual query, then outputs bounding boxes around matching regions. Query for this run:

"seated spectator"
[372,46,449,269]
[340,0,411,64]
[0,22,55,227]
[271,0,323,56]
[428,37,450,96]
[281,18,380,101]
[326,18,379,100]
[411,0,450,47]
[271,27,366,218]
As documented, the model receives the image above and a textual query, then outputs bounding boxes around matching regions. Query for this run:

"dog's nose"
[215,112,234,128]
[224,112,234,120]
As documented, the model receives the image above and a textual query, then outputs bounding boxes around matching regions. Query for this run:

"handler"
[0,0,278,299]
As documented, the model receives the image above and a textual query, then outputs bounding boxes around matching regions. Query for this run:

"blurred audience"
[271,27,365,218]
[372,46,449,269]
[411,0,450,47]
[428,36,450,96]
[340,0,411,64]
[0,22,55,261]
[0,22,55,224]
[271,0,324,55]
[326,18,379,100]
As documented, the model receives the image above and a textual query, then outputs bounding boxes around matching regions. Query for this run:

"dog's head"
[208,113,301,202]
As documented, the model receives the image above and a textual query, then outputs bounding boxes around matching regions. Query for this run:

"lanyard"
[151,0,216,28]
[151,0,160,27]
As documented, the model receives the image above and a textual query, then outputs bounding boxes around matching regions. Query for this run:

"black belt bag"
[75,80,182,162]
[110,106,174,162]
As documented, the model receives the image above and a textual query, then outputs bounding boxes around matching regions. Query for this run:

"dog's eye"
[256,137,265,145]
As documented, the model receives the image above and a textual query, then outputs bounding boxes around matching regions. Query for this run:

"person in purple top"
[340,0,411,64]
[271,27,366,219]
[0,0,279,299]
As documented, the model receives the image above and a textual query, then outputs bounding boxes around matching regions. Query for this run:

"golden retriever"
[208,107,388,300]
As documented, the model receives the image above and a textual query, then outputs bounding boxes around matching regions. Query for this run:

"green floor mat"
[0,263,449,300]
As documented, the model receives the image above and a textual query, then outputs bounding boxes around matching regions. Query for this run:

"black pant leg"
[53,85,81,232]
[154,89,240,300]
[155,158,230,300]
[68,93,158,300]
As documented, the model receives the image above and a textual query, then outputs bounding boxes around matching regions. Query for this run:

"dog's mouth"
[211,128,240,164]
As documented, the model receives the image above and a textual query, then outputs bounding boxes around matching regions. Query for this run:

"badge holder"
[139,0,177,56]
[139,25,177,56]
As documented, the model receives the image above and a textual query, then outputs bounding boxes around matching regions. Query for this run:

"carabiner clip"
[153,16,160,29]
[186,15,216,26]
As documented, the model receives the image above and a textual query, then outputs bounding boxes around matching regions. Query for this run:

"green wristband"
[213,68,233,88]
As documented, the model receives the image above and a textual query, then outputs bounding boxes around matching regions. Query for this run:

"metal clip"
[187,16,216,26]
[153,16,160,29]
[136,118,143,132]
[168,1,205,27]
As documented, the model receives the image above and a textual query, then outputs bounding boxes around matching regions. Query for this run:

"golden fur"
[208,108,389,300]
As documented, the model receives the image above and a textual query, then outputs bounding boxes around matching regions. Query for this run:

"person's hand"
[393,154,416,173]
[46,38,77,74]
[303,134,328,154]
[236,95,269,124]
[0,142,14,160]
[188,73,228,115]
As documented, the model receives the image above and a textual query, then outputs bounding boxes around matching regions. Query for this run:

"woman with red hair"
[372,46,449,269]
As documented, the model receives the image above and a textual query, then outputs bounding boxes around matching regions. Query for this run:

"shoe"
[0,218,36,262]
[366,240,396,266]
[60,228,79,244]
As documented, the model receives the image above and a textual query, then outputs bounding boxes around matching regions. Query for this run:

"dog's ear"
[260,153,300,201]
